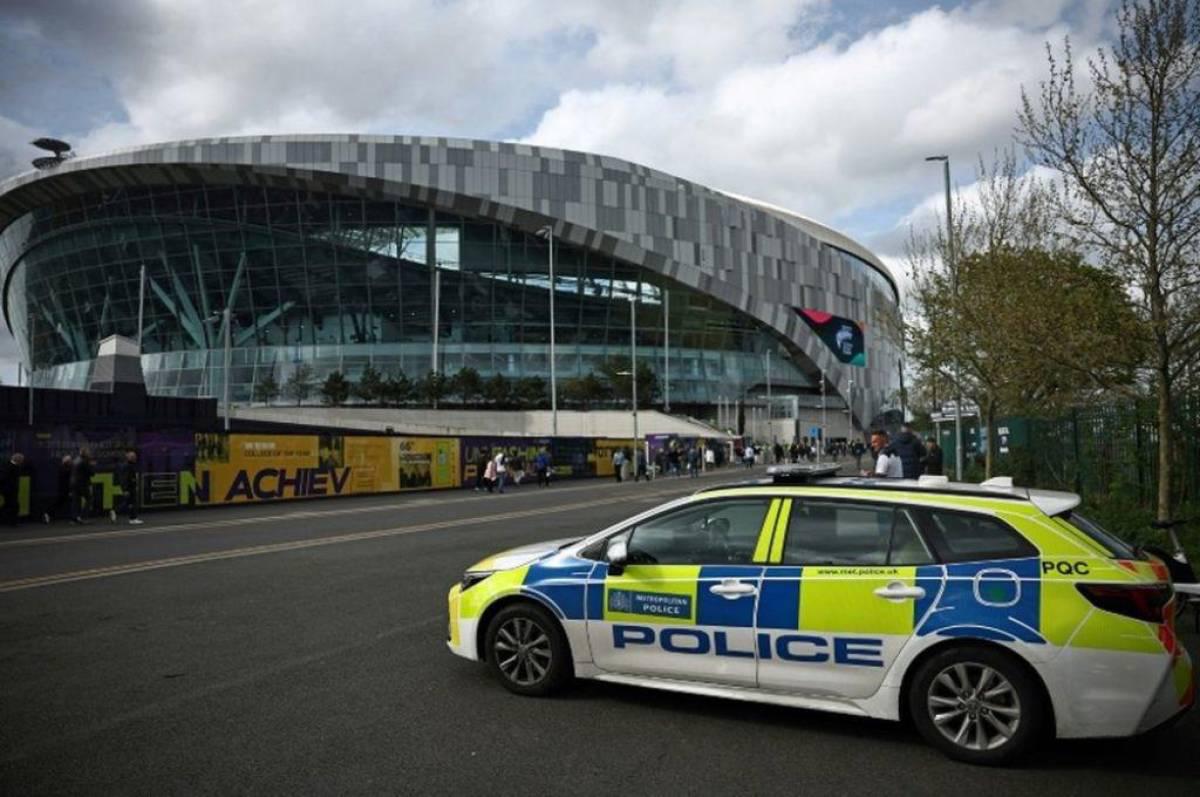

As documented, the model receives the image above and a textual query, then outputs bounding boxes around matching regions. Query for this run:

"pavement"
[0,467,1197,796]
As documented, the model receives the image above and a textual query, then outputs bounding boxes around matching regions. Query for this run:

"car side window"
[625,499,770,565]
[918,509,1037,562]
[782,501,933,566]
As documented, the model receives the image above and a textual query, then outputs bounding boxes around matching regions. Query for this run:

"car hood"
[467,538,577,573]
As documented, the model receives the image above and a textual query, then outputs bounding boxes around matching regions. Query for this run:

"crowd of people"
[0,448,144,529]
[863,424,943,479]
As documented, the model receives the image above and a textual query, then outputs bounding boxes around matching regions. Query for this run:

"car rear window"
[1056,512,1144,560]
[917,509,1038,563]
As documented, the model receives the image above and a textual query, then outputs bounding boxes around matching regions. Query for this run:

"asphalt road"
[1,469,1197,796]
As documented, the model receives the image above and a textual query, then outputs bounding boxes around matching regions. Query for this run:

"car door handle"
[710,580,758,600]
[873,582,926,601]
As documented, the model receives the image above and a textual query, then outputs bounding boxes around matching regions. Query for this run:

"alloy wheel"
[493,616,553,686]
[926,662,1022,751]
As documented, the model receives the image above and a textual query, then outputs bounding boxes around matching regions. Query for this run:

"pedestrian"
[773,442,784,464]
[923,436,944,476]
[71,449,96,524]
[535,448,551,487]
[704,446,715,471]
[112,449,144,525]
[474,452,489,492]
[48,454,73,523]
[0,452,26,527]
[612,449,625,483]
[743,444,755,469]
[510,454,525,488]
[865,432,902,478]
[493,450,508,494]
[635,448,649,482]
[688,446,701,478]
[889,423,928,479]
[851,439,867,472]
[483,455,498,493]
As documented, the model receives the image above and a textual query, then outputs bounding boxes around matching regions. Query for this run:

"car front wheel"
[909,645,1046,765]
[484,603,572,696]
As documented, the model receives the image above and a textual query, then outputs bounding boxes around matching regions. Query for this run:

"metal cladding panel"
[0,135,901,422]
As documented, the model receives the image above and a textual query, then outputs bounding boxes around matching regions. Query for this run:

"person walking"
[112,449,144,525]
[483,455,498,493]
[688,446,701,478]
[889,423,928,480]
[635,448,649,482]
[493,450,508,494]
[534,448,551,487]
[46,454,74,523]
[704,446,715,471]
[923,436,944,477]
[612,449,625,483]
[0,452,26,527]
[71,449,96,524]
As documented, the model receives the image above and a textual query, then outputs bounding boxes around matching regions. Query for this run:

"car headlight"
[461,570,495,592]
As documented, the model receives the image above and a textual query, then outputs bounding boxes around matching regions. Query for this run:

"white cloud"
[522,2,1102,235]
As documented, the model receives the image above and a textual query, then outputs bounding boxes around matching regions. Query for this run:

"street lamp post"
[536,226,558,436]
[207,309,232,432]
[663,289,669,414]
[846,377,854,442]
[819,368,826,464]
[631,297,638,450]
[222,307,231,432]
[926,155,963,480]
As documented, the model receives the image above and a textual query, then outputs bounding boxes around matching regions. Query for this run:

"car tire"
[484,603,573,697]
[908,645,1046,765]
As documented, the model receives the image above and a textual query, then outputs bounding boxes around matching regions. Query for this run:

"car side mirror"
[606,538,629,575]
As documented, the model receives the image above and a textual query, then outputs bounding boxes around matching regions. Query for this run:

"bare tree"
[1019,0,1200,519]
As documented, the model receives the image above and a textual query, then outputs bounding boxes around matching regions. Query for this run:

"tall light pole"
[630,297,638,450]
[846,377,855,443]
[536,226,558,436]
[765,349,772,444]
[26,313,34,426]
[207,309,232,432]
[926,154,962,480]
[136,264,146,350]
[818,368,826,464]
[662,289,670,414]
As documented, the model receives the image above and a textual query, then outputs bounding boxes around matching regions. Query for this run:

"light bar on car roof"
[767,463,842,483]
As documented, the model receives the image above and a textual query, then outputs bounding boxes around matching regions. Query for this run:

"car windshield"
[1056,512,1144,560]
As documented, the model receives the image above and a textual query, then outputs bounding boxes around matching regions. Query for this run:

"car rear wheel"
[909,645,1046,765]
[484,603,572,696]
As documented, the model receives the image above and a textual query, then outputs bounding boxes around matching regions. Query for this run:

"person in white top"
[866,431,903,478]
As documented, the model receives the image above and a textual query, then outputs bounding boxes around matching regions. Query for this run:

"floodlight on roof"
[31,156,65,170]
[32,137,72,155]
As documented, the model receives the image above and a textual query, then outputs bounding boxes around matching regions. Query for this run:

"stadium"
[0,135,900,428]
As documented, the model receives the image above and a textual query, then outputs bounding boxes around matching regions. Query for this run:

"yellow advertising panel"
[593,439,635,477]
[395,437,460,491]
[345,436,399,494]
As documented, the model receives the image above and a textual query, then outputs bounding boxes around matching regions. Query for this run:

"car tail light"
[1076,583,1173,624]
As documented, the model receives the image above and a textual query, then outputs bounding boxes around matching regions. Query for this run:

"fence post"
[1072,408,1082,496]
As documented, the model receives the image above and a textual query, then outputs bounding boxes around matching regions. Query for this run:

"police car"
[445,465,1194,764]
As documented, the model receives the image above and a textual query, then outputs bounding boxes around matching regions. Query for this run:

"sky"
[0,0,1119,383]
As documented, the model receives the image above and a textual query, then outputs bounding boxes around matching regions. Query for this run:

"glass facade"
[2,184,812,404]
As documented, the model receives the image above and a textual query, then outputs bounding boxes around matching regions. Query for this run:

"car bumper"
[446,583,480,661]
[1045,644,1194,738]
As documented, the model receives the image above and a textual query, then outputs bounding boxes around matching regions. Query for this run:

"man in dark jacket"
[887,424,928,480]
[113,449,143,525]
[71,450,96,524]
[0,452,27,527]
[923,436,944,476]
